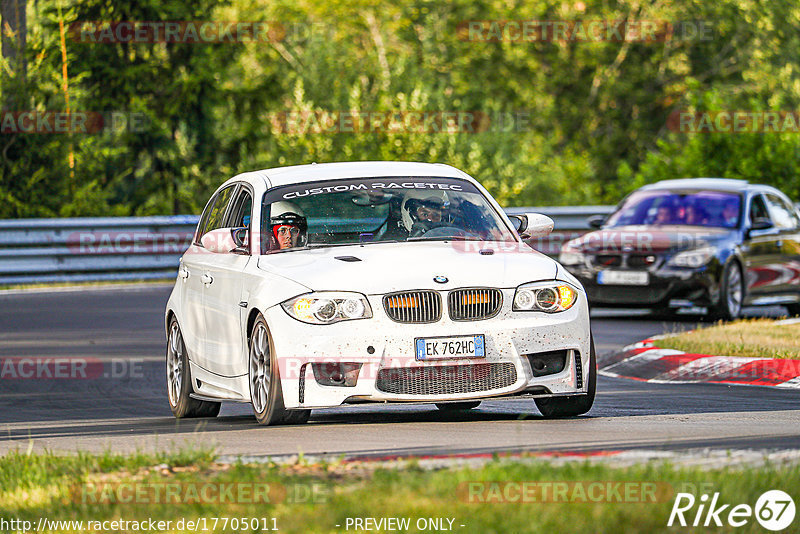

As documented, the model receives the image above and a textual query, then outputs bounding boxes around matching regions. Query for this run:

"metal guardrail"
[0,207,614,285]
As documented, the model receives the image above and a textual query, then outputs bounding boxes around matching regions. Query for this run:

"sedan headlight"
[559,242,586,266]
[667,246,716,268]
[282,292,372,324]
[559,249,586,266]
[513,282,579,313]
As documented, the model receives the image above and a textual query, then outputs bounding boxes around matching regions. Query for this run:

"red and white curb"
[600,336,800,389]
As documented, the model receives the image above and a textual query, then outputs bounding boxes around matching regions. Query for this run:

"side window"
[749,195,770,223]
[227,189,253,229]
[198,185,236,243]
[195,195,218,244]
[765,194,798,230]
[204,186,236,233]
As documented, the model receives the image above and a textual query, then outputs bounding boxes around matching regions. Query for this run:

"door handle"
[178,267,190,279]
[201,273,214,285]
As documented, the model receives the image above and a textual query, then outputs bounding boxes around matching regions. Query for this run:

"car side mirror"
[231,227,250,255]
[749,217,773,233]
[517,213,554,239]
[201,228,246,254]
[508,215,527,234]
[587,214,606,229]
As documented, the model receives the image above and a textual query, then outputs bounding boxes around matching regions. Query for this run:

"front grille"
[594,254,622,267]
[574,351,583,389]
[448,288,502,321]
[375,362,517,395]
[383,290,442,323]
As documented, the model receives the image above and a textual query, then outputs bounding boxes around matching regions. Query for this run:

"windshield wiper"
[406,235,482,242]
[306,240,401,248]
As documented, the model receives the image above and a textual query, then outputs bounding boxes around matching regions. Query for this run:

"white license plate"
[415,335,486,361]
[597,270,649,285]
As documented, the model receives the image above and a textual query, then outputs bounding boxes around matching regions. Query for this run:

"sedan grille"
[628,254,658,268]
[375,362,517,395]
[448,288,502,321]
[383,290,442,323]
[593,254,622,267]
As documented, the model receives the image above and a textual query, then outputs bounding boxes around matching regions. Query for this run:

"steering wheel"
[410,225,477,240]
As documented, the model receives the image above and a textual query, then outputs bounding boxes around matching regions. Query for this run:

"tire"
[786,303,800,317]
[709,260,743,321]
[166,317,221,419]
[249,314,310,426]
[435,401,481,411]
[534,338,596,418]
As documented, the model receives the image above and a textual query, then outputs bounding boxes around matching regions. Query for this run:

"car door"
[742,193,784,299]
[183,184,237,370]
[763,193,800,296]
[202,184,253,377]
[179,188,230,365]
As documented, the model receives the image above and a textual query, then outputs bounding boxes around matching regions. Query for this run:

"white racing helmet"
[400,191,451,232]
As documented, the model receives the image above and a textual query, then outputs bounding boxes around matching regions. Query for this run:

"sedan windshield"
[261,176,516,252]
[605,190,742,229]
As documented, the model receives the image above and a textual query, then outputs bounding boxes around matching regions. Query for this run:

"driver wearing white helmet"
[402,194,451,238]
[268,201,308,250]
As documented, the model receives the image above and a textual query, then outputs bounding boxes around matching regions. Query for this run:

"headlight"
[513,282,579,313]
[667,246,716,268]
[281,292,372,324]
[559,249,586,266]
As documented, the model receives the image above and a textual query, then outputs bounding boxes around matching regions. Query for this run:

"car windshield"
[605,190,742,229]
[261,176,516,252]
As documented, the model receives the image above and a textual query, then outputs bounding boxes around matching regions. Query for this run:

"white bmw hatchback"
[165,162,595,425]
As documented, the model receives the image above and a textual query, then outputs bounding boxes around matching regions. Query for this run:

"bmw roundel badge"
[433,275,448,284]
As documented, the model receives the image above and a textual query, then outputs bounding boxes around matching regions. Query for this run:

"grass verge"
[1,448,798,533]
[657,318,800,359]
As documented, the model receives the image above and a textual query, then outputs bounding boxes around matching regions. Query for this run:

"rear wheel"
[709,261,743,321]
[166,317,221,419]
[435,401,481,411]
[534,339,596,418]
[249,315,310,425]
[786,303,800,317]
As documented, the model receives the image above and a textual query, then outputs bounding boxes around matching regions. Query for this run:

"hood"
[257,241,557,294]
[565,225,734,254]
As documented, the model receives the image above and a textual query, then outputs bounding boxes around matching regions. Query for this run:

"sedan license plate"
[597,270,649,285]
[415,335,485,361]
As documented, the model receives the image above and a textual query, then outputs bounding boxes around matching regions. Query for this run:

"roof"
[252,161,471,188]
[642,178,751,192]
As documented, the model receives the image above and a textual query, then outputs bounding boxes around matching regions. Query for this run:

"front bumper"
[567,264,723,308]
[264,289,591,409]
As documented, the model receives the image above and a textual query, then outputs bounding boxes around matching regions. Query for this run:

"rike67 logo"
[668,490,795,531]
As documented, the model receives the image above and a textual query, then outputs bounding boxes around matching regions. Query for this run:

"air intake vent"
[448,288,502,321]
[376,362,517,395]
[574,351,583,389]
[383,290,442,323]
[298,363,308,404]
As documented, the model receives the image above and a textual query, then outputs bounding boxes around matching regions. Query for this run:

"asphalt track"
[1,285,798,458]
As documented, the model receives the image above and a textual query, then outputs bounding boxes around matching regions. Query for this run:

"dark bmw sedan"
[559,178,800,319]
